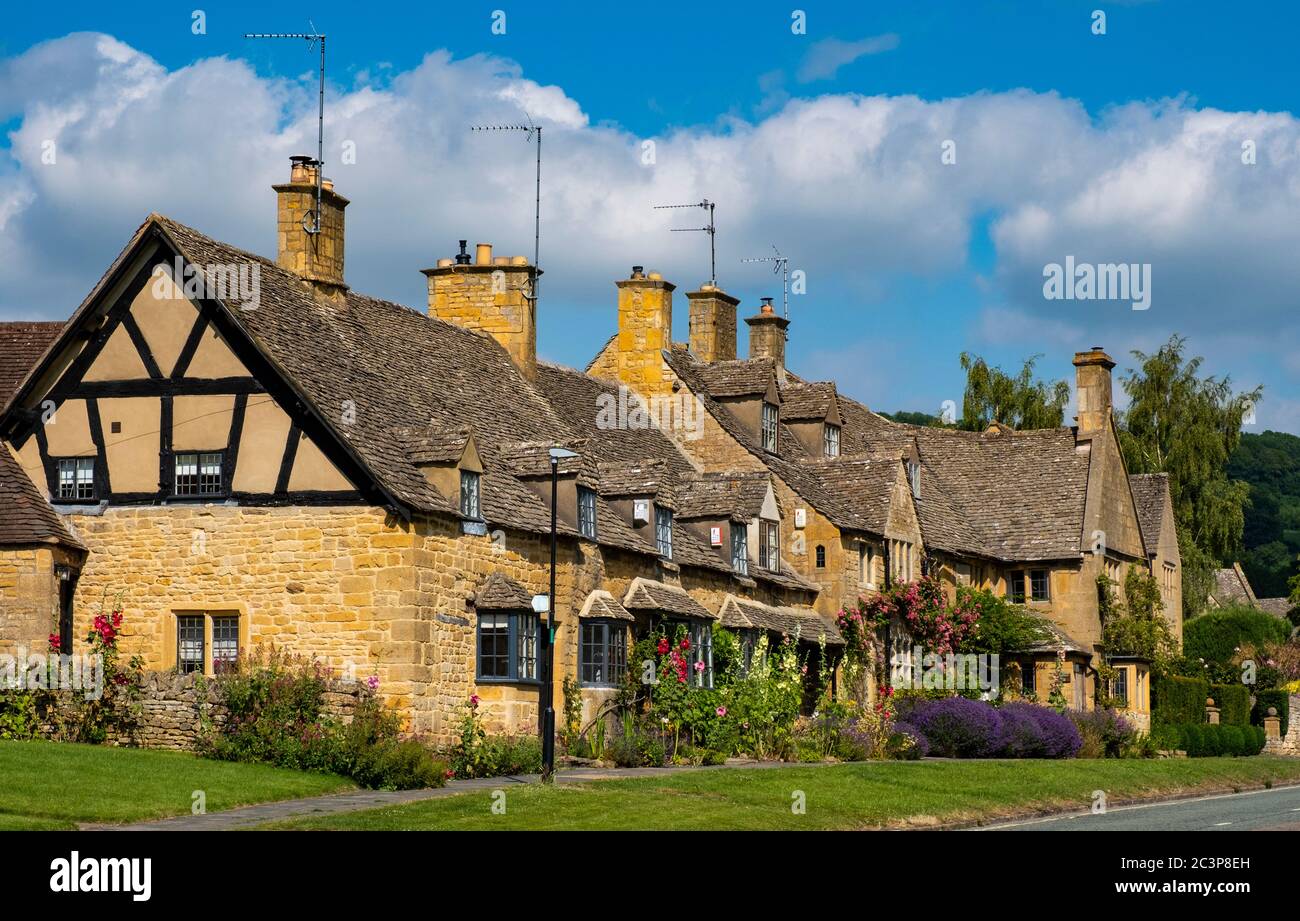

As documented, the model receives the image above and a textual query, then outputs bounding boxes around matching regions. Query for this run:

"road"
[980,784,1300,831]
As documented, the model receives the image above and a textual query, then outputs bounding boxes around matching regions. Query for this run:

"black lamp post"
[542,447,578,782]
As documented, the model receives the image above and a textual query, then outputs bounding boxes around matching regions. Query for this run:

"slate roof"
[578,589,635,622]
[1129,473,1170,556]
[780,382,836,420]
[475,571,534,610]
[0,447,85,551]
[394,426,472,466]
[697,358,778,398]
[675,472,769,522]
[0,322,63,410]
[1009,613,1090,656]
[623,577,716,620]
[1257,598,1294,618]
[1210,564,1257,607]
[717,595,843,645]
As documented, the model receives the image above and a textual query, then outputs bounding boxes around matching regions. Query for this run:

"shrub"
[1209,683,1251,726]
[886,721,928,760]
[0,692,42,741]
[999,702,1082,758]
[1252,690,1290,737]
[1169,723,1265,757]
[605,717,667,768]
[1149,724,1182,752]
[444,696,545,778]
[900,696,1003,758]
[1152,674,1209,726]
[1069,708,1137,758]
[1184,605,1291,665]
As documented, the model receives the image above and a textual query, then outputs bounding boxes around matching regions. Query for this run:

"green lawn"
[265,757,1300,831]
[0,740,354,830]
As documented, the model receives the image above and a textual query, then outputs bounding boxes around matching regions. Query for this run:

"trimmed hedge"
[1168,723,1265,757]
[1152,674,1209,726]
[1209,683,1251,726]
[1183,606,1291,665]
[1252,689,1291,737]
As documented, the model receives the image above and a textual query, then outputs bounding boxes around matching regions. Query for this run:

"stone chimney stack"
[745,297,790,372]
[611,267,675,394]
[1073,346,1116,435]
[421,241,539,380]
[274,155,349,298]
[687,284,739,363]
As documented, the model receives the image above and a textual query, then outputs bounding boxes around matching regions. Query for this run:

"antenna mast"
[741,245,791,318]
[654,199,717,287]
[245,25,326,234]
[471,120,543,305]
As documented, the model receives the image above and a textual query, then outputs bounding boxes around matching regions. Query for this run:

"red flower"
[656,637,670,655]
[47,633,61,653]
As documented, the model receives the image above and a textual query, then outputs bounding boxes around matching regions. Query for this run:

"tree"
[957,352,1070,431]
[1117,335,1262,619]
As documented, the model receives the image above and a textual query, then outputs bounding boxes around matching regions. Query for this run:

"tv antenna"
[654,199,717,287]
[741,245,791,318]
[471,117,543,304]
[245,25,326,235]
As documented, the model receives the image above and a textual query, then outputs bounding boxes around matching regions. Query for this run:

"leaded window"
[824,424,840,458]
[761,402,779,452]
[580,621,626,686]
[56,458,95,501]
[690,621,714,689]
[731,525,748,575]
[655,505,673,559]
[759,520,780,572]
[578,486,597,539]
[177,614,205,674]
[175,452,223,497]
[212,615,239,672]
[460,470,481,519]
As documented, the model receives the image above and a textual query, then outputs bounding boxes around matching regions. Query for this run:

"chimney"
[745,297,790,373]
[1073,346,1116,435]
[612,266,675,394]
[687,284,739,363]
[274,155,349,297]
[422,242,539,380]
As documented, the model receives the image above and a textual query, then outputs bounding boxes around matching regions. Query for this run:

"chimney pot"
[631,265,645,279]
[475,243,493,266]
[455,240,472,265]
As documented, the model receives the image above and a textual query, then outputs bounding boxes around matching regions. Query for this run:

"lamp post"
[542,446,579,782]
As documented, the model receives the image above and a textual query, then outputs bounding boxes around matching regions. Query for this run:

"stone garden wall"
[1264,693,1300,757]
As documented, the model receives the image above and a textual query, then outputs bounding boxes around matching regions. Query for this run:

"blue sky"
[2,1,1299,431]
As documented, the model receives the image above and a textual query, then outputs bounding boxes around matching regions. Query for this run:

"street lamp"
[542,446,579,782]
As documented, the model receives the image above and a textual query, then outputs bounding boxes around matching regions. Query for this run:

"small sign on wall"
[794,508,807,528]
[633,499,650,524]
[710,526,723,546]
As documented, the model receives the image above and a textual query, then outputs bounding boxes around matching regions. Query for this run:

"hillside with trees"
[1228,430,1300,599]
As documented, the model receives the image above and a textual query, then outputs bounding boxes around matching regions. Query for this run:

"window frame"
[815,544,826,569]
[761,402,779,452]
[1022,660,1036,696]
[212,614,240,673]
[1006,570,1027,604]
[654,504,673,560]
[580,620,627,687]
[730,524,749,576]
[460,470,482,520]
[823,423,840,458]
[690,621,714,689]
[759,519,780,572]
[1028,568,1051,602]
[578,485,598,539]
[174,611,241,675]
[54,456,97,502]
[1110,665,1129,708]
[173,450,226,498]
[476,611,541,683]
[859,543,876,588]
[176,614,205,675]
[907,460,921,498]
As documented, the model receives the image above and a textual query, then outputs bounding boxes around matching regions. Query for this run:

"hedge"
[1152,674,1209,726]
[1252,689,1291,737]
[1183,605,1292,665]
[1168,723,1266,757]
[1209,683,1251,726]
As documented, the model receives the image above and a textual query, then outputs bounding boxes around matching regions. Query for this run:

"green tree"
[957,352,1070,431]
[1117,335,1262,619]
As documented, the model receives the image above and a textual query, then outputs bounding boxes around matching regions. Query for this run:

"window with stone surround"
[460,470,481,519]
[761,402,779,452]
[477,611,539,682]
[580,621,626,686]
[174,611,240,674]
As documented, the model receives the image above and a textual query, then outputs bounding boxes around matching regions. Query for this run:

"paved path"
[95,759,819,831]
[978,784,1300,831]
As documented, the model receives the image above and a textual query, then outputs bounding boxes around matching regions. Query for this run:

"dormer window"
[460,470,481,519]
[759,520,780,572]
[824,424,840,458]
[578,486,597,539]
[731,525,749,575]
[655,505,673,559]
[761,402,779,452]
[907,461,920,498]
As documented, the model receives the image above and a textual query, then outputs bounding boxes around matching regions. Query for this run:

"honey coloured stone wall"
[0,546,80,651]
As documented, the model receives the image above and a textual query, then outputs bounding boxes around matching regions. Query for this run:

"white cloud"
[0,34,1298,431]
[795,34,901,84]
